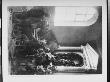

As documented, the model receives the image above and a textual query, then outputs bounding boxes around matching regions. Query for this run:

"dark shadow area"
[0,0,2,81]
[108,1,110,81]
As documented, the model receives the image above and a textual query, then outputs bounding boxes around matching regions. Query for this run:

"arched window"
[54,7,98,26]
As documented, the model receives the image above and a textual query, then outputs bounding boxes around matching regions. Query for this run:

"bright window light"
[54,7,98,26]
